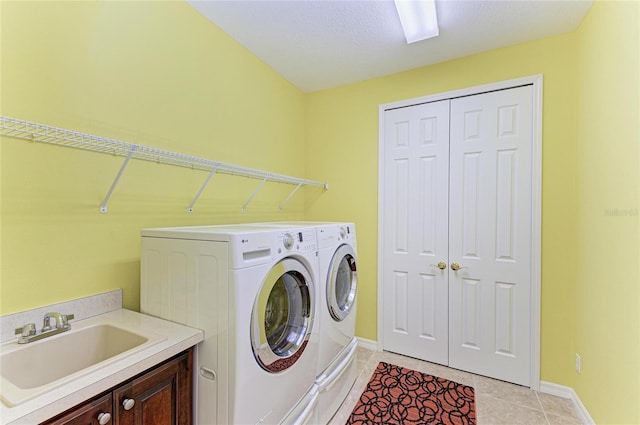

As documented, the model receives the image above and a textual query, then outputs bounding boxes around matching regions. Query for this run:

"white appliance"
[314,223,357,372]
[257,222,359,424]
[313,223,358,425]
[140,224,320,425]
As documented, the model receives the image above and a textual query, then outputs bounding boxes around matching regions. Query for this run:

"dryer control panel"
[317,223,357,249]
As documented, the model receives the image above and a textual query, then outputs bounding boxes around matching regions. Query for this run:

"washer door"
[251,258,314,373]
[327,244,358,321]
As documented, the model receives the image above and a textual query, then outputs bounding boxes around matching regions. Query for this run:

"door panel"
[114,351,192,425]
[382,100,450,365]
[392,271,409,334]
[448,85,532,385]
[419,273,437,339]
[461,152,481,258]
[460,277,480,350]
[392,157,409,253]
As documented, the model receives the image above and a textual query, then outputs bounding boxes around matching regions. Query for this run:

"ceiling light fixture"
[394,0,439,44]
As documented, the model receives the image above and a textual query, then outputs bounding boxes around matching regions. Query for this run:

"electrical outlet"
[575,353,581,373]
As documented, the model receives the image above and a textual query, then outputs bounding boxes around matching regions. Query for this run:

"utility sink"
[0,322,166,406]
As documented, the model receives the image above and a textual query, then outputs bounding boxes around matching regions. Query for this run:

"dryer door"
[251,257,314,373]
[327,244,358,321]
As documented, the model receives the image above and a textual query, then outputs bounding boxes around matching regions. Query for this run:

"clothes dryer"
[313,222,358,424]
[256,222,359,424]
[140,224,320,425]
[314,223,358,372]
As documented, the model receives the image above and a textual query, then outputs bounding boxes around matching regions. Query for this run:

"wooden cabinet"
[41,348,193,425]
[42,394,113,425]
[114,348,192,425]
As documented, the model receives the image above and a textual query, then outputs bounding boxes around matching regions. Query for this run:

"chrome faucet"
[15,312,75,344]
[43,312,68,331]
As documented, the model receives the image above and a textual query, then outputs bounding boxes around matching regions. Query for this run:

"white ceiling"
[188,0,593,93]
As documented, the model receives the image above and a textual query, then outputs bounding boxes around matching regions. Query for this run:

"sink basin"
[1,323,165,406]
[2,325,147,389]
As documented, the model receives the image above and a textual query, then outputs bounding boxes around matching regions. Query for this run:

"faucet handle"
[15,323,36,337]
[61,313,75,328]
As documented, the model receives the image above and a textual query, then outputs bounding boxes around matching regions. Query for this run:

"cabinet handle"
[97,412,111,425]
[122,398,135,411]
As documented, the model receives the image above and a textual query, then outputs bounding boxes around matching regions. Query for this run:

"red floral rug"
[346,362,476,425]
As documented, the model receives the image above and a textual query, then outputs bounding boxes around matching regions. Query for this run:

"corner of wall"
[572,1,640,423]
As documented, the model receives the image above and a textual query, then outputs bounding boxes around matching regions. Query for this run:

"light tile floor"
[329,347,585,425]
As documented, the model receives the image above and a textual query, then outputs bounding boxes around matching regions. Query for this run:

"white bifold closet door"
[382,99,451,366]
[382,85,533,386]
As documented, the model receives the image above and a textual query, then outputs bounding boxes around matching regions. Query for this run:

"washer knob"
[283,233,294,250]
[340,227,347,239]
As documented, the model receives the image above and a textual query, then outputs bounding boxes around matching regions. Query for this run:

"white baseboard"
[540,381,594,425]
[356,337,378,351]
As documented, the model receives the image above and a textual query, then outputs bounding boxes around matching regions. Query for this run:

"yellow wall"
[306,32,580,386]
[0,1,309,314]
[2,0,639,422]
[573,1,640,423]
[305,1,639,421]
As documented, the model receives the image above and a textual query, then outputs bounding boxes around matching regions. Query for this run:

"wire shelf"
[0,116,328,212]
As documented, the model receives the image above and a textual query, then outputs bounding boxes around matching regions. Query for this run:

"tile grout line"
[536,391,553,425]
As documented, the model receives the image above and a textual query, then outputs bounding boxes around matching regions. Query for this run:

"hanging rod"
[0,116,328,212]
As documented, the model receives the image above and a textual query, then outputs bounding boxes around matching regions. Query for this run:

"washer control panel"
[283,233,295,249]
[278,229,316,253]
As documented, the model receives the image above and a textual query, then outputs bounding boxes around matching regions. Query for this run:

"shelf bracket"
[278,183,303,211]
[241,177,268,213]
[188,165,219,213]
[100,145,137,213]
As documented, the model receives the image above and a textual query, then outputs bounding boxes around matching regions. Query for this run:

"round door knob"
[436,261,446,270]
[450,262,465,271]
[97,412,111,425]
[122,398,135,411]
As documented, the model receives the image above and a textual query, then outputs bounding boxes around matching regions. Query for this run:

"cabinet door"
[114,351,193,425]
[41,394,113,425]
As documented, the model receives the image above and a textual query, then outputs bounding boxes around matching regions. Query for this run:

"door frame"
[377,75,543,390]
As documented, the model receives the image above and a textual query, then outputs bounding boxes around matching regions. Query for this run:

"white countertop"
[0,309,203,425]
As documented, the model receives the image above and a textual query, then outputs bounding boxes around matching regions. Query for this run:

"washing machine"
[140,224,320,425]
[257,222,359,424]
